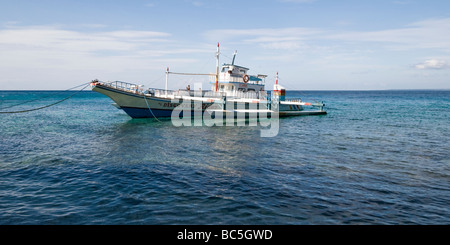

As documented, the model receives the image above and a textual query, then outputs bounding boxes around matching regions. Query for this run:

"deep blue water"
[0,90,449,224]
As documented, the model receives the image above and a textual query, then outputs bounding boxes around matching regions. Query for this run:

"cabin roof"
[222,64,249,71]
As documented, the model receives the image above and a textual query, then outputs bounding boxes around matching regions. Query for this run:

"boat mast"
[215,43,219,92]
[165,67,169,97]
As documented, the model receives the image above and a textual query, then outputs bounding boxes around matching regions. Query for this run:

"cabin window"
[248,88,256,92]
[222,67,229,73]
[220,85,224,89]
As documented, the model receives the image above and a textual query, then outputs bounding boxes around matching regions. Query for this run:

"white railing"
[226,90,268,100]
[99,80,269,100]
[153,89,226,98]
[101,81,143,94]
[209,74,265,85]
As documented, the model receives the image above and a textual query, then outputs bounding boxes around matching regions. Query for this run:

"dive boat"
[91,44,326,119]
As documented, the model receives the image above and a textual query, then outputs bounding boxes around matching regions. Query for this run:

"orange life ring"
[243,75,249,83]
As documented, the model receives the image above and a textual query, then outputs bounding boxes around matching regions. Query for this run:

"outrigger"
[91,43,326,119]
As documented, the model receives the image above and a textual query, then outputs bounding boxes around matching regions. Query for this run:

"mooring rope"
[0,82,91,111]
[142,92,162,122]
[0,83,90,114]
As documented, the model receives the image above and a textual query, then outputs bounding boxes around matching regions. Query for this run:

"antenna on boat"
[232,50,237,65]
[276,72,279,85]
[215,42,219,92]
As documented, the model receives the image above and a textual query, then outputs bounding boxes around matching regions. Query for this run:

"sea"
[0,89,448,225]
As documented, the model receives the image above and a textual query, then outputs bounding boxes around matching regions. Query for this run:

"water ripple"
[0,90,449,224]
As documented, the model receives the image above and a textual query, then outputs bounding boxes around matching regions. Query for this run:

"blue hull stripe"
[121,107,173,118]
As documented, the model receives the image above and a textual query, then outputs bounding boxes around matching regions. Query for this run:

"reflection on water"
[98,118,269,176]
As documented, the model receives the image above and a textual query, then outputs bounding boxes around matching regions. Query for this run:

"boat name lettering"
[163,102,209,109]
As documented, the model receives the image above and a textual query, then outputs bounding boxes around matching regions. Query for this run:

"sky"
[0,0,449,90]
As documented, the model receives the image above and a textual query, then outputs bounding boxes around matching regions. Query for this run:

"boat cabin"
[210,53,267,96]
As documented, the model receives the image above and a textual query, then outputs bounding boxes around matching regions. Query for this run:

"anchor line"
[0,83,90,114]
[142,92,162,122]
[0,82,91,111]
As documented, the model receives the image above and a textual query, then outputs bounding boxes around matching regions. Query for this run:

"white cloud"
[2,17,450,90]
[206,18,450,53]
[0,26,175,77]
[204,27,321,51]
[0,25,214,89]
[415,59,449,70]
[259,41,302,50]
[206,27,320,39]
[393,1,411,5]
[203,18,450,90]
[191,1,203,7]
[325,18,450,51]
[0,26,171,53]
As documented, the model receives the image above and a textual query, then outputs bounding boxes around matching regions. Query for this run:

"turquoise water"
[0,90,449,224]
